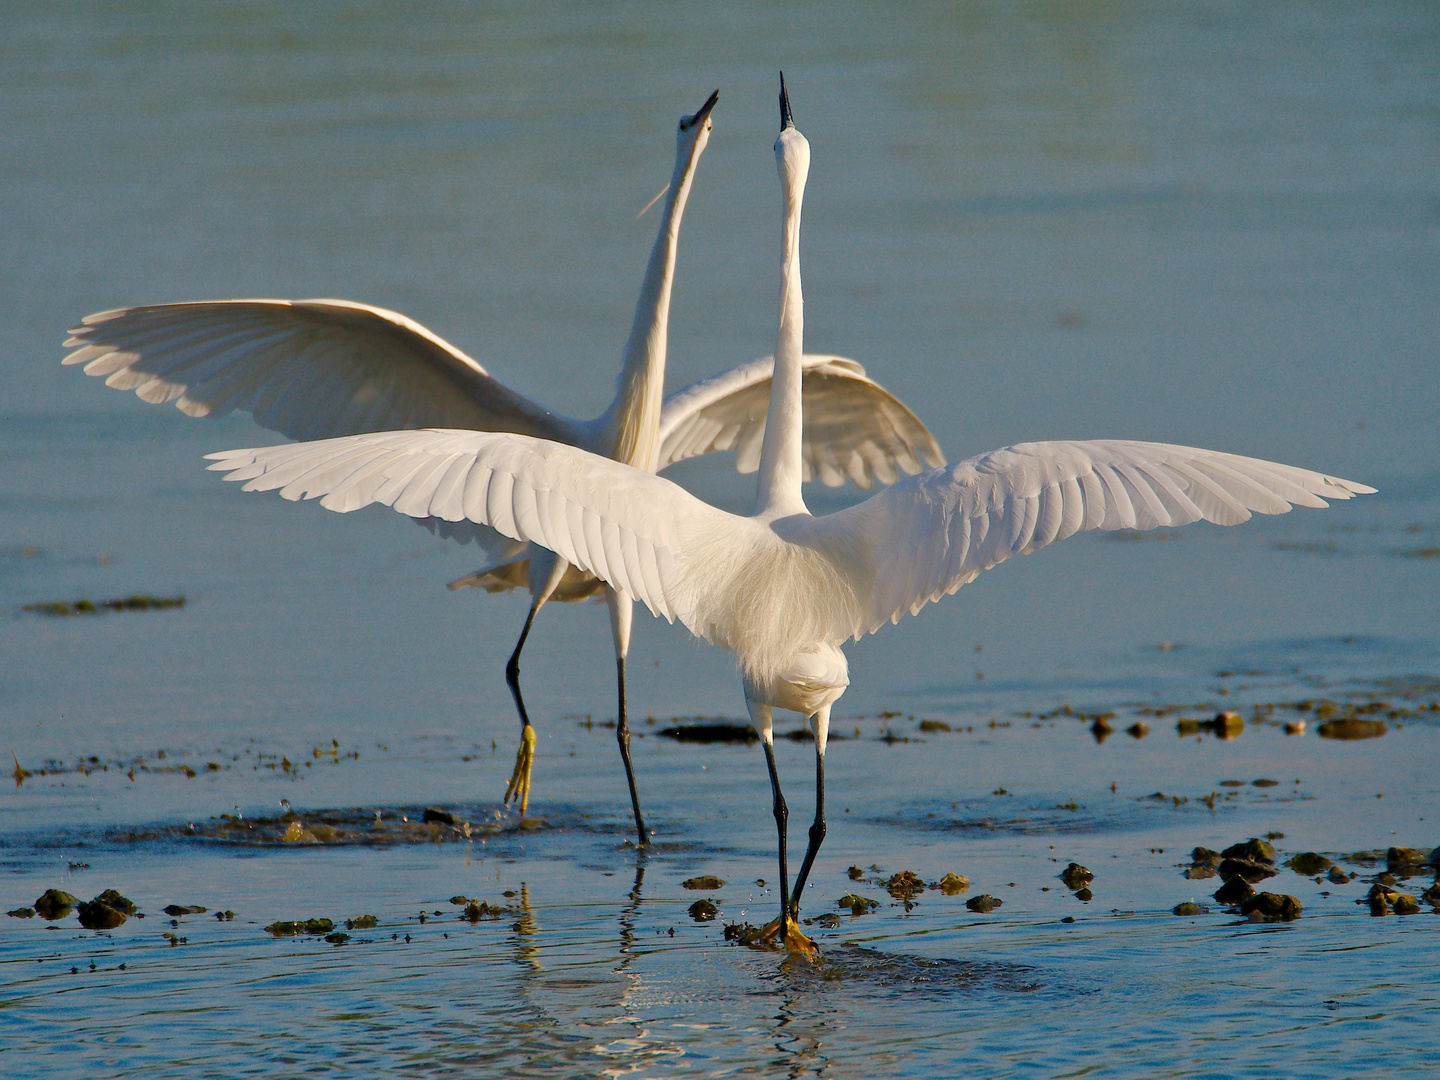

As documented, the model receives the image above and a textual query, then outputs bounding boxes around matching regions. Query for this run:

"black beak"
[684,89,720,131]
[779,72,793,131]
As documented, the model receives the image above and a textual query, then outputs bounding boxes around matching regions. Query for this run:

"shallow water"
[4,2,1439,1077]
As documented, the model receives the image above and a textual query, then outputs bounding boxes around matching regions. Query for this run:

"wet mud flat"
[3,675,1438,1077]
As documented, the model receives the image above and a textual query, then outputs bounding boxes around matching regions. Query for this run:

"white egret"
[205,75,1374,952]
[62,90,944,845]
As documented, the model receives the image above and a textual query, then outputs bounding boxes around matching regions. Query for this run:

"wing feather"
[808,439,1373,639]
[64,300,576,443]
[658,354,944,488]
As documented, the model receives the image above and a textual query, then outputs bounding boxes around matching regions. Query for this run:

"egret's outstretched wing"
[63,300,572,444]
[206,429,743,628]
[807,440,1375,640]
[658,354,944,489]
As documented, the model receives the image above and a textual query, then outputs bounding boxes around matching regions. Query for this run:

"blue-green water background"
[3,3,1438,1077]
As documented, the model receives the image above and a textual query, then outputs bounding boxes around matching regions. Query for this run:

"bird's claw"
[503,724,537,815]
[732,914,819,961]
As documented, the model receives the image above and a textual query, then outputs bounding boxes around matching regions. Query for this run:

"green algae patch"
[265,917,335,936]
[21,594,185,617]
[681,875,724,890]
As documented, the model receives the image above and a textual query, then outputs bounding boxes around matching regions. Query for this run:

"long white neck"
[602,144,702,471]
[753,127,811,520]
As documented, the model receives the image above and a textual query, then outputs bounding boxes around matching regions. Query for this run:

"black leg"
[763,738,791,924]
[504,602,540,731]
[503,603,542,810]
[614,656,649,846]
[788,749,826,918]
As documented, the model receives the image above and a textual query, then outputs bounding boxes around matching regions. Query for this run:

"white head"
[673,89,719,178]
[775,73,810,209]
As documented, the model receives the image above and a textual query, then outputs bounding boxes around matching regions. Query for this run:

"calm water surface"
[3,3,1438,1077]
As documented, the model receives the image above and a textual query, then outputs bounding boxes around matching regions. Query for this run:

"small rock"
[1219,858,1277,883]
[937,873,970,895]
[884,871,925,901]
[814,912,841,929]
[847,866,863,881]
[1060,863,1093,890]
[77,899,127,930]
[1126,722,1149,739]
[966,894,1002,913]
[265,917,335,936]
[1316,718,1386,740]
[346,914,379,929]
[1285,852,1333,876]
[681,875,724,890]
[1386,847,1428,873]
[1327,866,1353,885]
[1240,892,1302,922]
[1420,882,1440,904]
[919,719,952,733]
[1221,838,1277,865]
[1075,887,1093,902]
[1393,894,1420,915]
[1184,866,1216,880]
[8,908,35,918]
[1214,878,1256,905]
[462,902,503,922]
[687,899,719,922]
[162,904,207,917]
[1190,847,1223,869]
[1172,902,1205,917]
[838,893,879,916]
[422,807,460,826]
[34,889,78,920]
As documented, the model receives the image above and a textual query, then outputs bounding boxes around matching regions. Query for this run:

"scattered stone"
[1316,718,1387,740]
[1180,711,1244,738]
[966,895,1003,913]
[1190,847,1223,870]
[324,932,350,945]
[422,808,460,826]
[657,722,757,744]
[937,873,970,895]
[162,904,207,917]
[1241,892,1302,922]
[1386,847,1429,873]
[34,889,78,920]
[8,908,35,918]
[1060,863,1093,890]
[1221,839,1278,866]
[1184,866,1216,880]
[1393,894,1421,915]
[918,720,951,734]
[1075,887,1093,902]
[347,914,379,929]
[885,871,925,901]
[1214,878,1256,905]
[847,866,863,881]
[265,918,335,936]
[1090,717,1113,743]
[688,899,719,922]
[1284,721,1307,736]
[813,912,841,929]
[1173,902,1205,917]
[77,897,129,930]
[838,894,879,916]
[21,594,185,617]
[1126,722,1149,739]
[1327,866,1353,885]
[1285,852,1333,876]
[462,902,504,922]
[1420,882,1440,905]
[681,875,724,890]
[1219,858,1277,884]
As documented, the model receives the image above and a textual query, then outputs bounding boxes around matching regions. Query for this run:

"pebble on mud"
[966,895,1003,913]
[265,918,335,936]
[162,904,207,916]
[77,891,136,930]
[1219,858,1277,883]
[1214,878,1256,905]
[1060,863,1094,890]
[1222,838,1278,865]
[1172,902,1206,917]
[34,889,78,920]
[1316,718,1387,740]
[681,875,725,890]
[937,873,970,895]
[884,871,925,901]
[1240,893,1302,922]
[1285,852,1333,876]
[688,899,719,922]
[838,893,879,916]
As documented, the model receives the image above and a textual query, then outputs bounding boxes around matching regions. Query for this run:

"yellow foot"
[734,914,819,961]
[503,725,537,815]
